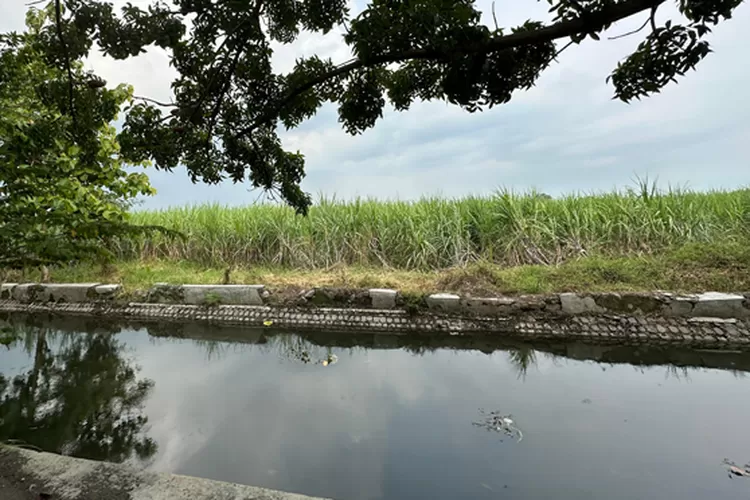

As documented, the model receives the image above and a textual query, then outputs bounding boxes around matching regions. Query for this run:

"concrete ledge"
[1,283,750,320]
[0,445,328,500]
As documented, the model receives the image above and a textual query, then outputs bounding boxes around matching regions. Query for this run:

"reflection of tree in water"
[0,326,157,463]
[265,334,339,365]
[507,346,537,379]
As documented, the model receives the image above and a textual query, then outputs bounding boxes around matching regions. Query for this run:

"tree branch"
[54,0,76,129]
[185,15,254,125]
[205,47,244,141]
[649,4,659,33]
[239,0,666,137]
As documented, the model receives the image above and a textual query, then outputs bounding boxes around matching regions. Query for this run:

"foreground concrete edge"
[0,446,329,500]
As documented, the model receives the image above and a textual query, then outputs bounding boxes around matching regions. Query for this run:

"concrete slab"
[41,283,100,303]
[182,285,266,305]
[669,296,696,316]
[0,283,17,300]
[560,293,605,315]
[11,283,42,303]
[369,288,397,309]
[94,284,123,299]
[426,293,460,312]
[460,297,515,316]
[692,292,746,319]
[0,446,329,500]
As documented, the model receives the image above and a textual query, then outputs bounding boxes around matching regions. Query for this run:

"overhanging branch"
[239,0,666,137]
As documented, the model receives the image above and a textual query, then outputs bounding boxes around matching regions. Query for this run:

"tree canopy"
[11,0,747,214]
[0,6,156,268]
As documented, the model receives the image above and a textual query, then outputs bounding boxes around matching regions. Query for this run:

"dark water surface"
[1,319,750,500]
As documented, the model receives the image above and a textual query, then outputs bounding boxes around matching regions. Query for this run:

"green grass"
[118,183,750,271]
[11,241,750,295]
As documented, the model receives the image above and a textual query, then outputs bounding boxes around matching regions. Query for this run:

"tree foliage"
[18,0,748,214]
[0,7,155,268]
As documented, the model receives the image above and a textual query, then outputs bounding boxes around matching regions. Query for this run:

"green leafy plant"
[203,292,223,307]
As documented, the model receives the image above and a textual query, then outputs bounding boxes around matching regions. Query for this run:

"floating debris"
[322,354,338,366]
[473,409,523,442]
[263,320,273,326]
[724,459,750,478]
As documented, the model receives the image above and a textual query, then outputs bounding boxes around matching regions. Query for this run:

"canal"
[1,317,749,499]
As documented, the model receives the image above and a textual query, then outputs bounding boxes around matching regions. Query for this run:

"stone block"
[94,284,122,300]
[147,284,184,303]
[691,292,746,319]
[425,293,460,312]
[182,285,266,305]
[12,283,43,303]
[559,293,605,315]
[369,288,397,309]
[593,292,666,315]
[41,283,100,303]
[667,296,696,316]
[0,283,17,300]
[460,297,515,316]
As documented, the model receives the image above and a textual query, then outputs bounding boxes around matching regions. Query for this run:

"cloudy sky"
[2,0,748,208]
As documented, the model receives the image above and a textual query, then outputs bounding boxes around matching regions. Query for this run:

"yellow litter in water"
[263,320,273,326]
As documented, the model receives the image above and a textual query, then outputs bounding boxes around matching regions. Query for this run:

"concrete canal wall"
[0,445,328,500]
[1,282,750,347]
[2,282,750,318]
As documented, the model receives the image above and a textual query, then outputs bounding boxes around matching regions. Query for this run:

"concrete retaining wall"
[1,299,749,348]
[1,282,750,320]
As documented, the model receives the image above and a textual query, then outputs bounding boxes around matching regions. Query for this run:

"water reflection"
[0,325,156,463]
[3,316,750,500]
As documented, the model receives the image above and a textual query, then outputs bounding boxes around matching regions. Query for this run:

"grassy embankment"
[11,185,750,295]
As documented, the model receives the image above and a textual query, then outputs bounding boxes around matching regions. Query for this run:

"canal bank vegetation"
[7,184,750,295]
[10,240,750,295]
[120,184,750,271]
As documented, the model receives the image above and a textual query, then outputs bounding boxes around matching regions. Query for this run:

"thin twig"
[133,95,178,107]
[608,16,649,39]
[54,0,76,129]
[492,1,500,31]
[553,39,575,59]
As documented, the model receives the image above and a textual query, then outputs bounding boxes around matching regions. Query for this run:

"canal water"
[1,319,750,500]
